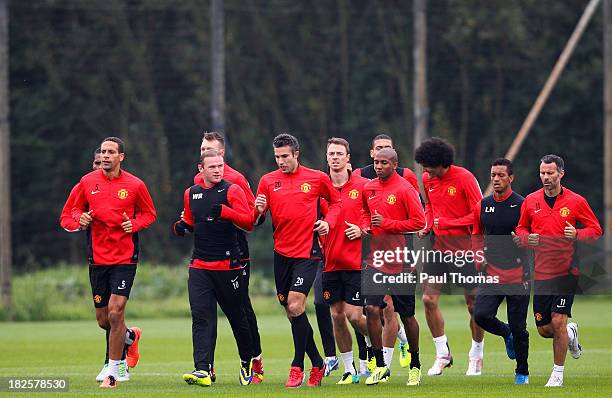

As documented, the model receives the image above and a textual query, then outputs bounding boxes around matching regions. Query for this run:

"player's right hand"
[344,221,362,240]
[417,229,430,239]
[511,231,521,246]
[79,210,93,230]
[255,194,267,213]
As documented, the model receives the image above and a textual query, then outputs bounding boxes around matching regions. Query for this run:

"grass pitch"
[1,297,611,397]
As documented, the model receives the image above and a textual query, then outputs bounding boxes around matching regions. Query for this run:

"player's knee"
[107,308,124,326]
[286,302,304,318]
[422,294,438,311]
[473,308,489,326]
[550,314,566,332]
[330,309,345,325]
[537,326,551,338]
[96,318,110,330]
[347,311,363,326]
[365,305,377,316]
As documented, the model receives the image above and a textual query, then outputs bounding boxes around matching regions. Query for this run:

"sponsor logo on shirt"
[348,189,359,200]
[387,194,396,205]
[560,207,570,217]
[300,183,311,193]
[447,186,457,196]
[118,189,129,200]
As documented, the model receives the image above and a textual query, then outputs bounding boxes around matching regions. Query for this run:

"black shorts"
[364,294,415,318]
[89,264,137,308]
[274,252,318,306]
[321,270,363,306]
[421,250,478,290]
[533,276,577,327]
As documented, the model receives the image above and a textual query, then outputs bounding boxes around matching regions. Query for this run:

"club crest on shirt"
[300,182,311,193]
[117,189,129,200]
[387,194,397,205]
[560,207,570,217]
[348,189,359,200]
[447,186,457,196]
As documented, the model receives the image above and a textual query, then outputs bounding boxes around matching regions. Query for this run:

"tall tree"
[0,0,11,319]
[211,0,225,134]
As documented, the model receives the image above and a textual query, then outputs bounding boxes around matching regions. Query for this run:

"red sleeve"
[320,198,329,218]
[402,168,421,193]
[471,200,485,256]
[422,178,434,233]
[575,197,602,240]
[254,176,270,224]
[234,174,256,212]
[221,185,254,232]
[361,187,372,231]
[380,187,426,233]
[60,183,82,231]
[318,173,342,229]
[70,179,90,218]
[130,182,157,232]
[182,188,194,226]
[515,200,531,246]
[437,174,482,229]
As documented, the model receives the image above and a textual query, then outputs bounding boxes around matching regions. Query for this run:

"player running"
[175,150,256,387]
[471,158,530,384]
[254,133,342,388]
[62,137,156,388]
[515,154,602,387]
[319,138,370,385]
[362,148,426,386]
[414,137,485,376]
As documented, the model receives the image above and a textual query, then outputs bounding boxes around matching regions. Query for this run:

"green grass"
[1,297,612,397]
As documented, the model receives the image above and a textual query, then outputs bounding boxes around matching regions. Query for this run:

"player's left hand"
[564,221,577,240]
[314,220,330,235]
[434,217,439,228]
[121,212,133,233]
[344,221,362,240]
[371,210,384,227]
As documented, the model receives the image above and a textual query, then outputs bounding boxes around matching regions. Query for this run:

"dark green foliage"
[10,0,604,269]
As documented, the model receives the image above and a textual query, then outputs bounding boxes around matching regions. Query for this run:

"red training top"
[363,173,426,273]
[255,164,342,259]
[515,186,602,280]
[321,172,370,272]
[422,165,482,251]
[66,169,157,265]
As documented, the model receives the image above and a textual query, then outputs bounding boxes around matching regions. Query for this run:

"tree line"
[9,0,604,270]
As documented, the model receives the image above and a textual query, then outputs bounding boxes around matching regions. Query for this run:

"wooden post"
[413,0,428,186]
[0,0,12,320]
[485,0,602,195]
[604,0,612,276]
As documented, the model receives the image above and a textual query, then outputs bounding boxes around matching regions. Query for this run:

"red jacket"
[183,180,253,271]
[66,169,156,265]
[60,183,83,231]
[515,186,602,280]
[422,165,482,251]
[321,173,370,272]
[255,165,342,258]
[363,173,426,273]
